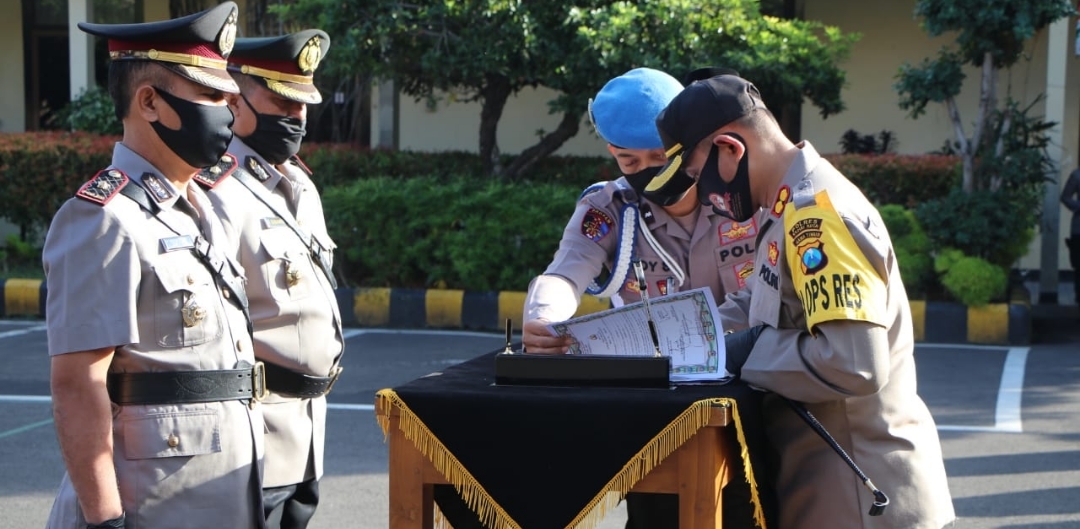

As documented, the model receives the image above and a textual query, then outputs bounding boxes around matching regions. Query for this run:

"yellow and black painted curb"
[909,286,1032,346]
[4,279,1032,345]
[0,279,46,319]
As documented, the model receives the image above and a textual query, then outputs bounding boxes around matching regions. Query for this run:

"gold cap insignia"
[298,36,322,75]
[218,9,237,58]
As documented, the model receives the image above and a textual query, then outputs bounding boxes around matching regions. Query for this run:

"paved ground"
[1,316,1078,528]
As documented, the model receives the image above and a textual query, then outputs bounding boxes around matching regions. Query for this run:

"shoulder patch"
[245,156,271,182]
[76,168,129,206]
[784,189,887,331]
[290,155,312,176]
[581,208,614,242]
[193,153,238,189]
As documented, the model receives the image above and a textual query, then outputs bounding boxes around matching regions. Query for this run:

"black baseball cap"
[646,75,765,196]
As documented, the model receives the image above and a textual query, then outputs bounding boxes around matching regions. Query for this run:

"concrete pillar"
[68,0,94,99]
[371,79,399,149]
[1039,17,1080,304]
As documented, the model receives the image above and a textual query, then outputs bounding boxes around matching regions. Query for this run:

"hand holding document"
[546,287,731,383]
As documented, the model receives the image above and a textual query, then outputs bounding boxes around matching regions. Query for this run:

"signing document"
[546,287,730,383]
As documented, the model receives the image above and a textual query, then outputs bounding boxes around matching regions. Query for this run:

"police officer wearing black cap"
[654,74,955,529]
[201,30,343,529]
[43,3,266,529]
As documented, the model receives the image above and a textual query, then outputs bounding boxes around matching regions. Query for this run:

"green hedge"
[323,175,579,291]
[0,132,117,236]
[823,153,960,207]
[1,134,970,294]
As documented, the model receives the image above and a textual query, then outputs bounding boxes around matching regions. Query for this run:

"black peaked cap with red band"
[77,2,239,94]
[228,30,331,105]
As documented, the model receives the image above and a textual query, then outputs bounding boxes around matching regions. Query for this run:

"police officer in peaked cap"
[43,3,267,528]
[202,29,344,529]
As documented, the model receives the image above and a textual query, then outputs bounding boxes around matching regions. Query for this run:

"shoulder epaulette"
[76,168,130,206]
[193,153,238,189]
[290,155,312,176]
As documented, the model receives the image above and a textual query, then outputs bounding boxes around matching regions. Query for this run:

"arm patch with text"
[784,190,887,331]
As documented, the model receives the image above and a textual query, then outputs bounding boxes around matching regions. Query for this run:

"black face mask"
[697,133,755,222]
[626,165,695,207]
[150,86,234,169]
[239,94,306,165]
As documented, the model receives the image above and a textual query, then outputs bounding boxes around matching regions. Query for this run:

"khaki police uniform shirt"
[208,138,343,488]
[544,179,763,305]
[43,143,264,529]
[725,141,955,529]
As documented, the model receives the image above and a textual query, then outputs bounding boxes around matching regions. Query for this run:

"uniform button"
[222,288,230,299]
[186,275,195,285]
[167,434,180,448]
[236,340,244,351]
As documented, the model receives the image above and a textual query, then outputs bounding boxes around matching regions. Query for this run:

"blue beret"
[589,68,683,150]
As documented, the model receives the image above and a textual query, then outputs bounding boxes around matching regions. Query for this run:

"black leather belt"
[107,363,267,405]
[263,361,343,398]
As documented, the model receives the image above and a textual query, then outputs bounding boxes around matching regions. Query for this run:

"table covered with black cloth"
[376,351,776,529]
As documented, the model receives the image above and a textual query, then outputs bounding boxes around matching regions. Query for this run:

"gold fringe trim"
[377,389,521,529]
[376,390,766,529]
[566,397,766,529]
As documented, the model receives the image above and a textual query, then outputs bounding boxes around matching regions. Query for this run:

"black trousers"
[263,479,320,529]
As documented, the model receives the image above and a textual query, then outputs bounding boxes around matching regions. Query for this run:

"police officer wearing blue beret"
[520,67,765,529]
[201,30,344,529]
[43,3,266,529]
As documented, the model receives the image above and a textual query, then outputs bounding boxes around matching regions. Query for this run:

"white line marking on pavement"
[327,403,374,411]
[0,320,40,326]
[937,346,1028,433]
[0,418,54,439]
[0,395,51,404]
[341,328,505,340]
[0,324,47,339]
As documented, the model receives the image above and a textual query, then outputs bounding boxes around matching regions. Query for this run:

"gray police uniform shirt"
[545,178,764,304]
[208,138,344,488]
[43,143,264,529]
[724,141,955,529]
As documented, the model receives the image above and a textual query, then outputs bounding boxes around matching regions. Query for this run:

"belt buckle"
[323,366,344,396]
[250,361,268,408]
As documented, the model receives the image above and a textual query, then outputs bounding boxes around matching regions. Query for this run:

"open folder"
[546,287,731,383]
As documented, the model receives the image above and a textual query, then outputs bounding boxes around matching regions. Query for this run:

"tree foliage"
[274,0,858,178]
[894,0,1074,192]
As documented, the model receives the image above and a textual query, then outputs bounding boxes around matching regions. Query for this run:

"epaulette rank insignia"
[76,168,129,205]
[290,155,312,176]
[246,156,271,182]
[194,153,238,189]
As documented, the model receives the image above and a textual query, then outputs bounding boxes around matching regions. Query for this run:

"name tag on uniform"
[261,217,287,229]
[160,235,195,252]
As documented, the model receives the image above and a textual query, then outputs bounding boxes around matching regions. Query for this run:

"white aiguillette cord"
[632,259,663,358]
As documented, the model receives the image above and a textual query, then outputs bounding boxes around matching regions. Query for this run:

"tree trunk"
[945,97,974,192]
[970,51,997,192]
[478,74,513,176]
[501,110,582,179]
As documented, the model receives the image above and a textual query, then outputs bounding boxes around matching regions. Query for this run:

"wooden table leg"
[388,415,435,529]
[678,425,729,529]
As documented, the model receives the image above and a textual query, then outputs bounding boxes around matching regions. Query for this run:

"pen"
[633,260,663,358]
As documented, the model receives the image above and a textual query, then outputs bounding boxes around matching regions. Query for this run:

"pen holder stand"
[494,353,671,389]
